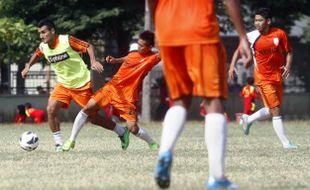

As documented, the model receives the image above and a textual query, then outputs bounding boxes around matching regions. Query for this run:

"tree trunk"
[141,0,153,122]
[16,62,25,94]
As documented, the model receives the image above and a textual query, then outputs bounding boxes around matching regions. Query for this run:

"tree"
[0,0,145,92]
[0,18,37,94]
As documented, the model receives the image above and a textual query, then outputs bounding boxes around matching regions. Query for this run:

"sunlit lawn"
[0,120,309,190]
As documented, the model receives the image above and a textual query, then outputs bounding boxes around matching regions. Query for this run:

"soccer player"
[62,31,161,151]
[21,19,129,151]
[239,77,258,115]
[14,104,27,124]
[228,8,297,148]
[148,0,252,189]
[24,102,46,124]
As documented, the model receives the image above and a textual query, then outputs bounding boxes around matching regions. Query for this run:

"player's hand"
[281,66,290,79]
[105,55,116,64]
[228,67,238,82]
[239,37,253,68]
[21,65,30,79]
[91,60,104,73]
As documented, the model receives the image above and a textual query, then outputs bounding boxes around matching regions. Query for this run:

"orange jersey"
[35,35,89,57]
[107,51,160,103]
[249,28,291,85]
[155,0,220,46]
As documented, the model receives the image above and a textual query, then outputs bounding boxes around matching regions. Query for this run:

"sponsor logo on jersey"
[48,52,70,63]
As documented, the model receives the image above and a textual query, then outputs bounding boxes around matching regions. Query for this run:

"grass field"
[0,120,309,190]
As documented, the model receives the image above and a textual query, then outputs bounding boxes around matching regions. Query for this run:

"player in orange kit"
[24,103,46,124]
[22,19,129,151]
[229,8,297,148]
[148,0,252,189]
[62,31,161,151]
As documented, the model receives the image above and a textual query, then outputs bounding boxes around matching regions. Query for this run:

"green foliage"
[300,16,310,43]
[0,0,144,40]
[0,18,37,64]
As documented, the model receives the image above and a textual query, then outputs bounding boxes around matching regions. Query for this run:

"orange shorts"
[92,84,138,122]
[49,82,93,108]
[159,42,228,100]
[257,83,283,109]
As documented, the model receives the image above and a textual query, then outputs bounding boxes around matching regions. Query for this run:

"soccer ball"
[19,131,39,151]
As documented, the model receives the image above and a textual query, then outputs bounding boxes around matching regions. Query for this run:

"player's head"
[25,102,32,109]
[17,104,26,115]
[137,30,155,54]
[246,77,254,85]
[38,18,56,44]
[254,8,272,33]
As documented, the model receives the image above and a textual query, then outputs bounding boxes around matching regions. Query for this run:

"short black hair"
[17,104,26,115]
[139,30,155,46]
[255,8,272,20]
[25,102,32,109]
[38,18,56,31]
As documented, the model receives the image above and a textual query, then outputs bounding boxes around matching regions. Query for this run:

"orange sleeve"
[69,35,89,53]
[35,48,44,57]
[279,30,291,53]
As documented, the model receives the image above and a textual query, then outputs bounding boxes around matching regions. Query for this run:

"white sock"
[53,131,62,146]
[159,105,187,154]
[248,107,270,123]
[69,111,88,141]
[205,113,227,179]
[113,124,125,136]
[272,116,290,147]
[136,128,156,145]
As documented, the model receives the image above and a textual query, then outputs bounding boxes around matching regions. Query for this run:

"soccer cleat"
[284,142,297,149]
[240,114,252,135]
[149,143,160,151]
[55,144,63,152]
[206,176,238,189]
[62,140,75,151]
[154,151,173,189]
[119,127,130,150]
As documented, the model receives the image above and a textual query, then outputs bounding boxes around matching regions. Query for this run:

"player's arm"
[223,0,252,68]
[21,49,42,79]
[228,47,241,81]
[69,35,103,73]
[87,44,104,73]
[105,55,127,64]
[281,31,293,79]
[282,51,292,79]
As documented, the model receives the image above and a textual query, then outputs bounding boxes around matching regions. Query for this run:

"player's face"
[254,15,270,33]
[137,39,152,54]
[38,25,55,44]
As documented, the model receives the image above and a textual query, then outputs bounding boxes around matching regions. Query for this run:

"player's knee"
[82,99,98,115]
[47,105,57,116]
[172,96,191,109]
[127,122,139,134]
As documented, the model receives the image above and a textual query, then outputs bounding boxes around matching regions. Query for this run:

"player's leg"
[154,46,191,188]
[189,43,237,189]
[268,84,297,149]
[241,87,271,135]
[69,83,129,148]
[47,98,66,151]
[127,121,159,150]
[48,83,73,151]
[62,98,99,151]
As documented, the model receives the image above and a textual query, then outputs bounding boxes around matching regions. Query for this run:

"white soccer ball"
[19,131,39,151]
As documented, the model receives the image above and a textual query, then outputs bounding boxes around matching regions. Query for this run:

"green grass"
[0,120,309,190]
